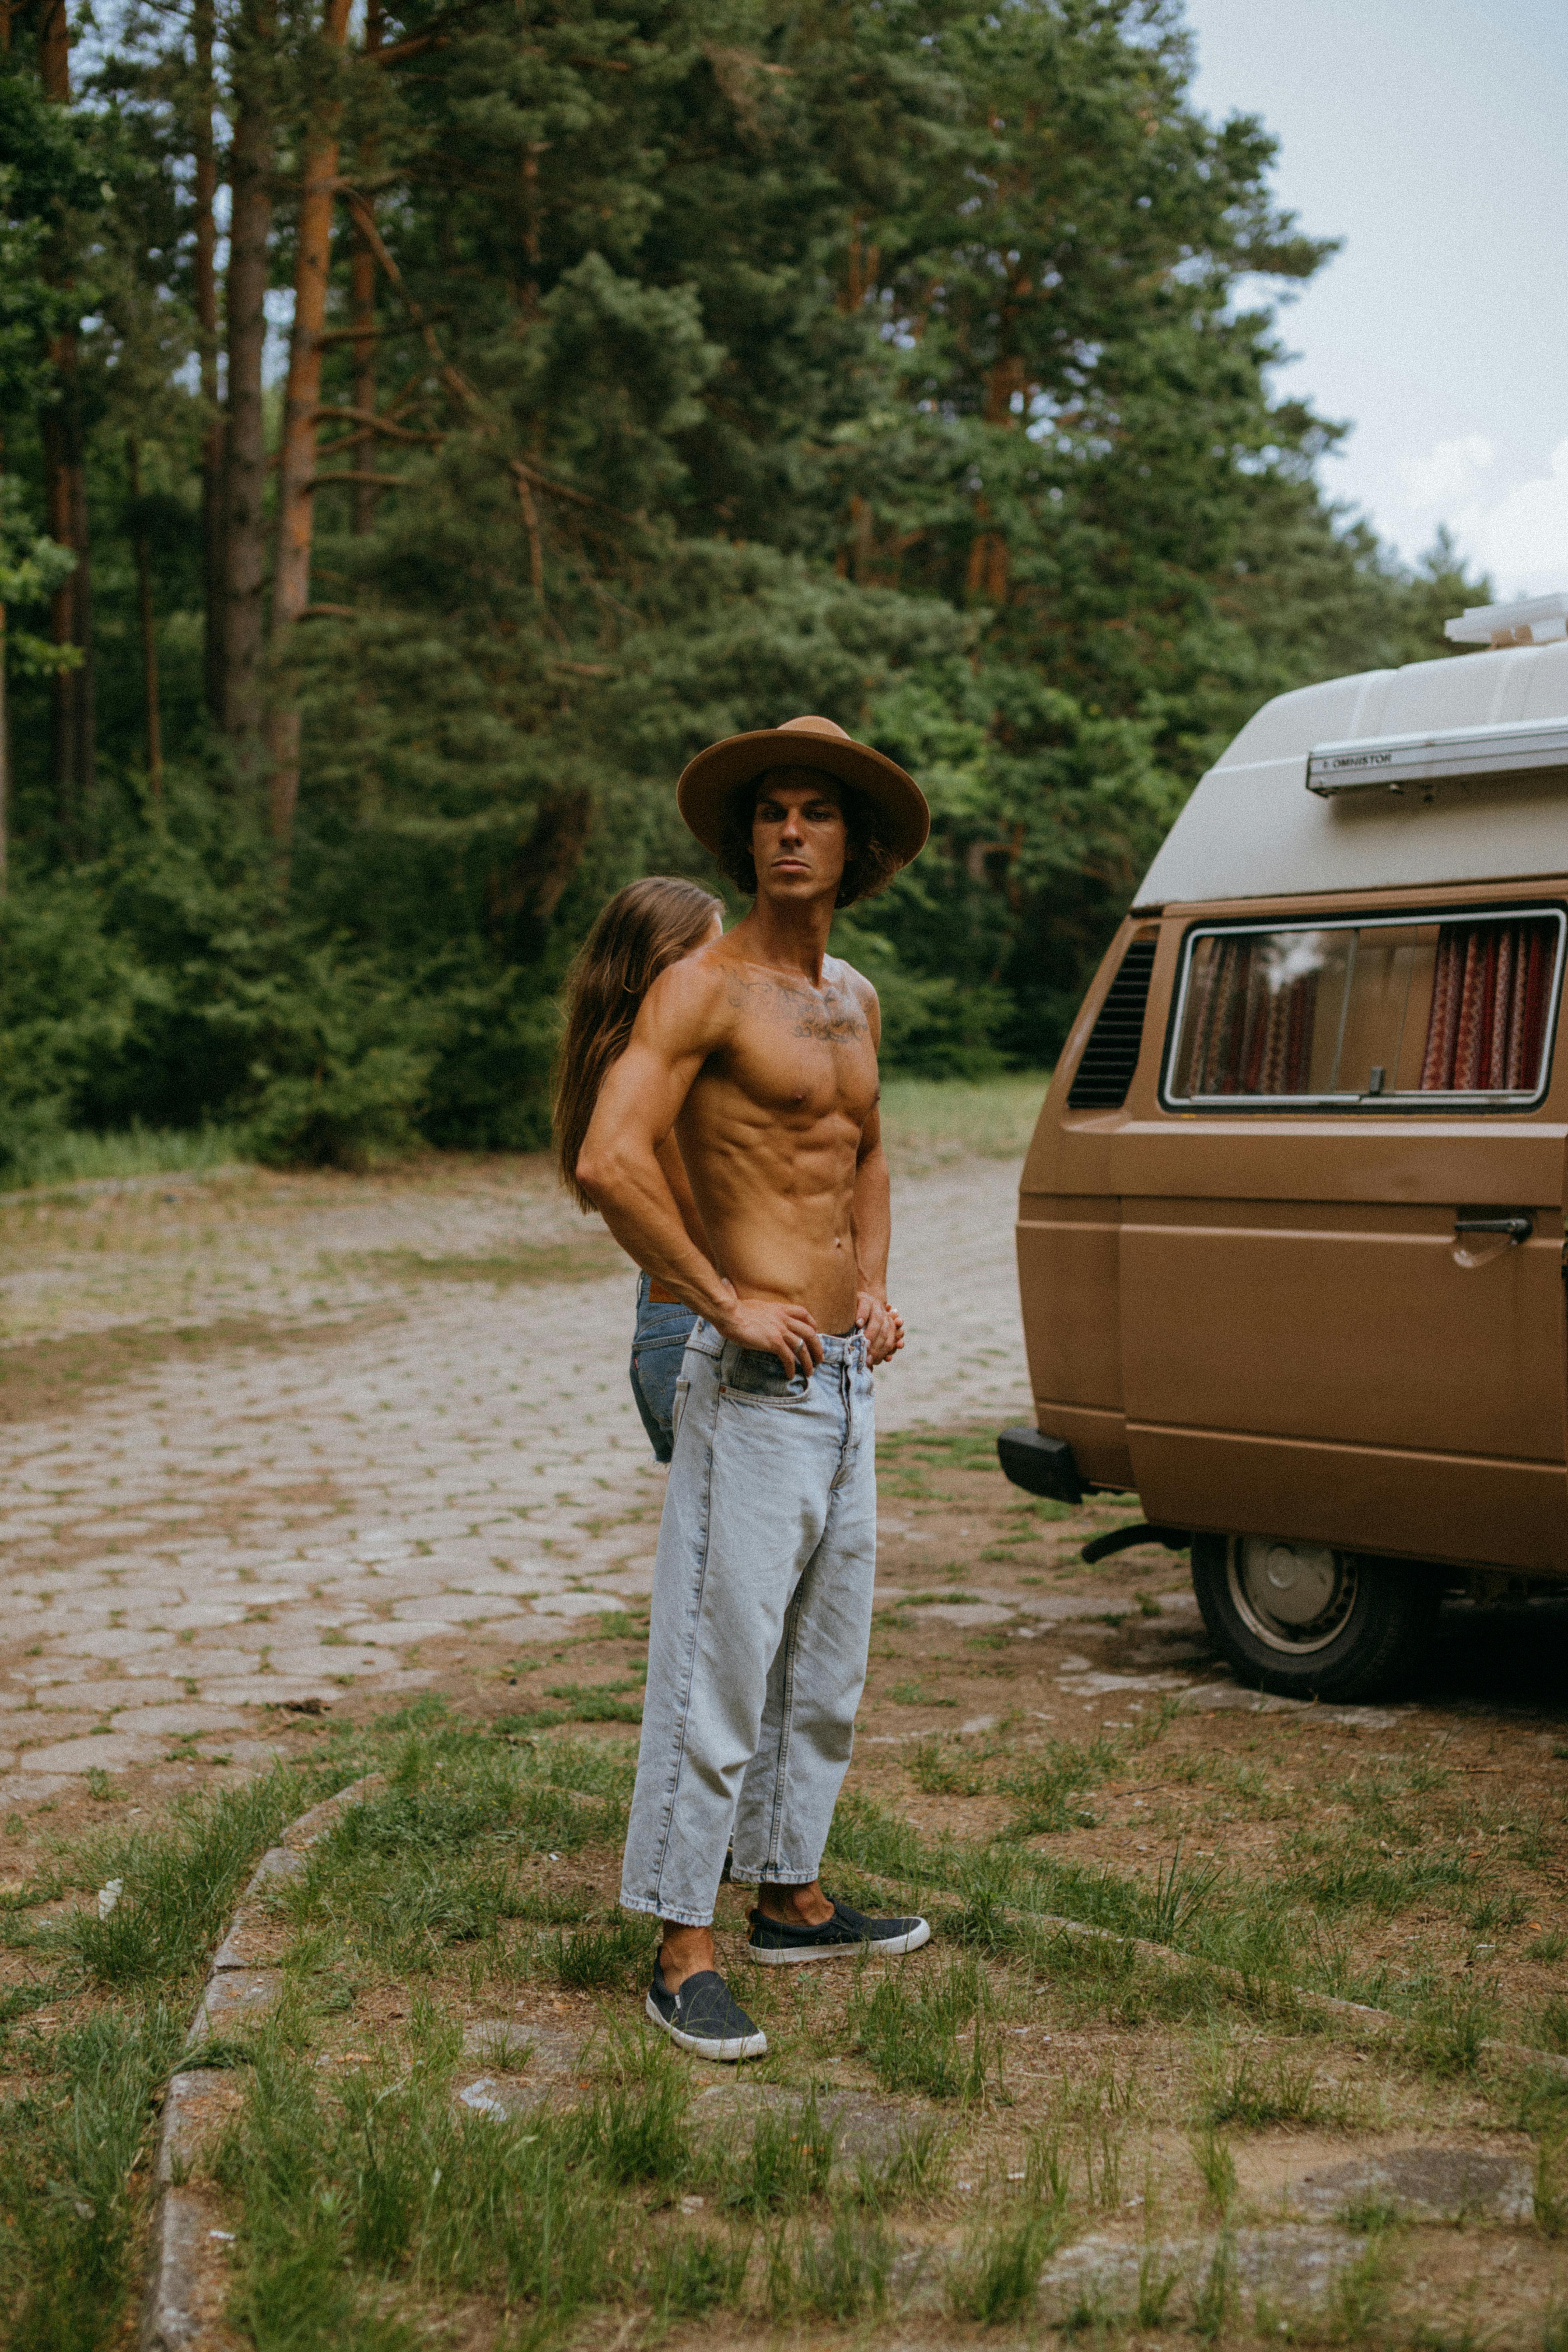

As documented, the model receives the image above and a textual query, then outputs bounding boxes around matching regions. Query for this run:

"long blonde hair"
[553,876,722,1209]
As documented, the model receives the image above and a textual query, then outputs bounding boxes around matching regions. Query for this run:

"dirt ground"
[4,1147,1568,2347]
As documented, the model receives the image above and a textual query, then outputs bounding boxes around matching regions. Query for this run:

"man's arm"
[575,959,824,1373]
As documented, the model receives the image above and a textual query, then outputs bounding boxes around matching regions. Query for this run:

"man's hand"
[855,1291,904,1367]
[713,1288,824,1376]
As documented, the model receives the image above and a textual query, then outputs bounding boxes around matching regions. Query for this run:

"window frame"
[1159,901,1568,1115]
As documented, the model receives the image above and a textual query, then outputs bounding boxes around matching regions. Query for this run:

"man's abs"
[679,1093,872,1336]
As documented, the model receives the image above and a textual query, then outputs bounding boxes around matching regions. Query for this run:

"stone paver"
[0,1157,1032,1790]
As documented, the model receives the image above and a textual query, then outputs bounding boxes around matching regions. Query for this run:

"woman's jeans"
[620,1320,876,1928]
[630,1272,698,1463]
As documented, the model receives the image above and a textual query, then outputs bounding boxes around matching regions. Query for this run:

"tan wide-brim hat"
[676,714,930,867]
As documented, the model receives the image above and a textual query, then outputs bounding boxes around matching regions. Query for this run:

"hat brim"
[676,729,930,867]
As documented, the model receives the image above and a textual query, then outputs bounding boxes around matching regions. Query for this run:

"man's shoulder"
[639,945,737,1044]
[824,954,879,1012]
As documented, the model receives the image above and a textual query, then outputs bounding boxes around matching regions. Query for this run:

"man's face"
[751,768,847,905]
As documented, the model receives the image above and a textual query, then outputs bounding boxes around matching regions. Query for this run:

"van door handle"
[1453,1214,1533,1244]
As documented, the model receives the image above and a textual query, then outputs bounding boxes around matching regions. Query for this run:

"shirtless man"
[576,714,933,2060]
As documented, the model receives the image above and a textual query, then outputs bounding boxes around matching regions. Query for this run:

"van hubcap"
[1227,1536,1357,1653]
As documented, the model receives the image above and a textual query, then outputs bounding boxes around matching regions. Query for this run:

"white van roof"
[1134,638,1568,909]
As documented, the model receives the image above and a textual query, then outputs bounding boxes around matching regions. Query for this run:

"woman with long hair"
[554,876,724,1461]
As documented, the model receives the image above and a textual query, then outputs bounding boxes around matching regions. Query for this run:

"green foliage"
[847,1952,996,2100]
[0,0,1492,1154]
[718,2092,835,2218]
[0,2008,186,2352]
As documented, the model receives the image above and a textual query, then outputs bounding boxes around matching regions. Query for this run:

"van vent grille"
[1067,940,1156,1108]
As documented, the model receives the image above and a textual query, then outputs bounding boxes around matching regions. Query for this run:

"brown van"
[998,596,1568,1698]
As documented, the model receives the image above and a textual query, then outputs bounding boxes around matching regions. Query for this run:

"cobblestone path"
[0,1154,1030,1800]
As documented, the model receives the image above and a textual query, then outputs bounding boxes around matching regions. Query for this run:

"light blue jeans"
[620,1320,876,1928]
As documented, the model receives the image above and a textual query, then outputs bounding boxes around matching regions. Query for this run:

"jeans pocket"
[727,1347,808,1400]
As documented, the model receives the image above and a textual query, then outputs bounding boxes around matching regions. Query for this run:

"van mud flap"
[996,1426,1083,1505]
[1080,1522,1191,1564]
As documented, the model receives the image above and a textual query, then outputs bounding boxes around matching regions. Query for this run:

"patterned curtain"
[1180,935,1319,1097]
[1418,919,1553,1093]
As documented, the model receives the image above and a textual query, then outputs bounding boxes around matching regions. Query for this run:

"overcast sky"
[1180,0,1568,601]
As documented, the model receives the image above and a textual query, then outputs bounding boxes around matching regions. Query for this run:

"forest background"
[0,0,1484,1175]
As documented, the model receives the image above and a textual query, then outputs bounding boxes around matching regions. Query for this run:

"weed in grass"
[848,1955,995,2100]
[1407,1981,1499,2076]
[1330,2227,1393,2339]
[1147,1841,1221,1946]
[718,2091,834,2216]
[53,1768,318,1985]
[1532,1997,1568,2056]
[945,2190,1062,2326]
[502,1885,597,1926]
[1136,2249,1181,2329]
[578,2037,693,2188]
[1025,2128,1072,2211]
[858,2117,952,2206]
[0,2005,186,2351]
[1204,2045,1325,2129]
[497,1679,645,1734]
[1527,1932,1568,1963]
[771,2203,894,2321]
[1001,1736,1114,1835]
[1337,2194,1400,2235]
[219,2036,622,2336]
[824,1794,933,1890]
[890,1681,956,1708]
[1470,1889,1530,1933]
[1192,2131,1237,2219]
[643,2232,750,2321]
[1535,2138,1568,2238]
[909,1740,987,1798]
[947,1890,1015,1955]
[1514,2066,1568,2138]
[1192,2232,1234,2341]
[542,1919,651,1991]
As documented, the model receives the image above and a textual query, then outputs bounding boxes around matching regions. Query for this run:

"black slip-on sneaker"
[747,1893,932,1965]
[645,1963,767,2062]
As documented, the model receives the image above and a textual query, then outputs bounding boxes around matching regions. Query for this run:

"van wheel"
[1190,1533,1435,1702]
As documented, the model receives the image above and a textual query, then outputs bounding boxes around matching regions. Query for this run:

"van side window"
[1165,909,1563,1108]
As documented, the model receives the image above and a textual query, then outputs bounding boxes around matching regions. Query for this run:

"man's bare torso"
[674,938,879,1336]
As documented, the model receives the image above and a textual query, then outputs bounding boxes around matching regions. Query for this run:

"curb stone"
[139,1774,384,2352]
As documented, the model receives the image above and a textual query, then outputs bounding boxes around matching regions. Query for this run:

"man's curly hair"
[717,769,902,909]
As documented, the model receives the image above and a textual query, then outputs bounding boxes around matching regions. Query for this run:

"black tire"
[1190,1532,1437,1703]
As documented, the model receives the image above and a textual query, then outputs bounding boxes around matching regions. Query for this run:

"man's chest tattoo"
[726,972,868,1044]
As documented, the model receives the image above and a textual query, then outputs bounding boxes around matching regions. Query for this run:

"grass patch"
[1200,2043,1328,2129]
[0,1762,342,2351]
[876,1070,1050,1166]
[0,1120,248,1195]
[945,2183,1067,2333]
[333,1238,624,1288]
[718,2091,835,2216]
[847,1953,999,2100]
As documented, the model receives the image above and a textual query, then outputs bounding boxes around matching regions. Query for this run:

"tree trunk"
[265,0,354,849]
[193,0,225,723]
[350,0,381,536]
[127,438,163,802]
[38,0,94,852]
[223,0,276,774]
[965,352,1026,606]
